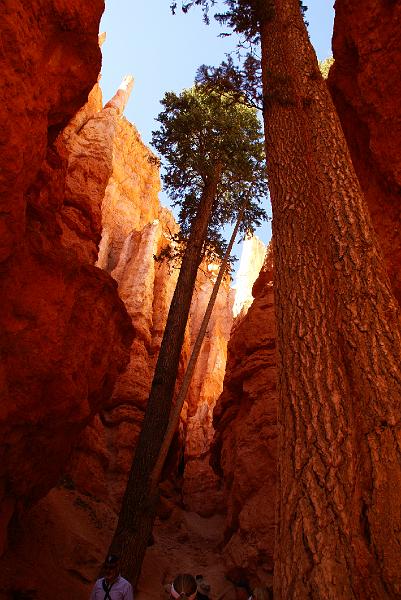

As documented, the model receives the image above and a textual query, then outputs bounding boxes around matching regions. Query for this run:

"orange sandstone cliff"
[328,0,401,303]
[0,0,133,561]
[67,82,236,526]
[0,73,236,599]
[211,250,277,588]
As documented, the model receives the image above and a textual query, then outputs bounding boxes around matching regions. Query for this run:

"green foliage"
[151,85,268,260]
[196,55,263,110]
[178,1,308,114]
[214,0,275,43]
[171,0,308,42]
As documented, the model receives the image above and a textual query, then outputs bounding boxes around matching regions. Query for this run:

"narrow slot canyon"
[0,69,272,598]
[1,1,401,599]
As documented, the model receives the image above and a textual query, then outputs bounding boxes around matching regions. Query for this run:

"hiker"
[90,554,133,600]
[170,573,198,599]
[195,574,211,600]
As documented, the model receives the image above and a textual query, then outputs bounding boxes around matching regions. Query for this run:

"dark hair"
[173,574,197,598]
[104,554,120,566]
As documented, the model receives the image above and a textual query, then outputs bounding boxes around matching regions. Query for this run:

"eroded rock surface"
[0,0,104,262]
[211,252,277,588]
[65,102,180,511]
[182,268,234,517]
[65,85,240,519]
[0,1,133,559]
[232,236,266,319]
[0,73,238,597]
[329,0,401,302]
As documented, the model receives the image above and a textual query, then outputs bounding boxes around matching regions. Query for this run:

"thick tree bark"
[108,168,221,585]
[260,1,401,598]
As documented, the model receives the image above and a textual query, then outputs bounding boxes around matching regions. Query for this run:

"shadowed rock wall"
[0,73,236,598]
[211,251,277,588]
[0,0,133,559]
[329,0,401,303]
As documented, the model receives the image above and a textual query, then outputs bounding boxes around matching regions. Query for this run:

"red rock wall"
[182,269,234,517]
[61,84,236,518]
[64,101,178,510]
[328,0,401,303]
[0,77,238,598]
[0,0,104,261]
[0,0,133,559]
[211,253,277,588]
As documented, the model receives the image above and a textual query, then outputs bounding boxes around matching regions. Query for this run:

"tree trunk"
[108,168,221,585]
[260,1,401,598]
[149,201,246,492]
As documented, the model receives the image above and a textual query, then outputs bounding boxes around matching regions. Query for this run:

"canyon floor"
[0,484,237,600]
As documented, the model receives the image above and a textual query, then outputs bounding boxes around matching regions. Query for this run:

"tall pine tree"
[107,84,267,585]
[178,1,401,597]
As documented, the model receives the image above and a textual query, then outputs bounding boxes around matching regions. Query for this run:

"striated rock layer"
[0,73,236,598]
[182,266,234,517]
[0,0,133,560]
[211,250,277,588]
[65,86,179,512]
[328,0,401,303]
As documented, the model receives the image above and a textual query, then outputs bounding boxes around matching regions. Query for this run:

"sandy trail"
[137,509,236,600]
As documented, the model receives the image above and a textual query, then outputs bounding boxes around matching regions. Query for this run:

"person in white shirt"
[90,554,133,600]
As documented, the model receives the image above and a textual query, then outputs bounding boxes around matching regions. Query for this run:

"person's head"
[103,554,120,583]
[195,574,210,597]
[235,582,251,600]
[252,587,272,600]
[171,574,197,599]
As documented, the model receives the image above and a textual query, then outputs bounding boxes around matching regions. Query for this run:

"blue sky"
[100,1,335,252]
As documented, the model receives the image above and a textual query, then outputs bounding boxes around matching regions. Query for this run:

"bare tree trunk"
[149,201,246,492]
[107,168,221,585]
[259,1,401,598]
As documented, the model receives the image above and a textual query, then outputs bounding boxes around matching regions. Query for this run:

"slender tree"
[178,1,401,598]
[149,198,248,494]
[107,85,267,585]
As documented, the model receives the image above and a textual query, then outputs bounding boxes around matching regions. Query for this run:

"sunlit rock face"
[182,267,235,517]
[232,236,266,319]
[0,0,104,263]
[329,0,401,303]
[56,82,111,263]
[96,104,161,273]
[0,0,134,559]
[67,107,236,516]
[59,77,178,510]
[211,249,277,587]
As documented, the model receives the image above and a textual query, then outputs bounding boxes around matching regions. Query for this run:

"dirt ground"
[0,487,237,600]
